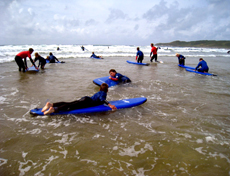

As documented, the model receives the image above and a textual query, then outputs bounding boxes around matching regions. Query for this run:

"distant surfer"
[90,52,103,59]
[176,53,186,65]
[150,43,158,62]
[41,83,117,115]
[49,52,59,63]
[136,47,144,63]
[81,46,85,51]
[227,50,230,54]
[109,69,131,83]
[15,48,38,72]
[195,58,209,73]
[57,47,60,51]
[34,53,46,69]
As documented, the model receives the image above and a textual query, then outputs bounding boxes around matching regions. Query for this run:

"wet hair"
[137,47,139,50]
[29,48,34,52]
[49,52,53,55]
[100,83,109,92]
[35,52,39,57]
[151,43,154,46]
[199,58,203,61]
[109,69,116,73]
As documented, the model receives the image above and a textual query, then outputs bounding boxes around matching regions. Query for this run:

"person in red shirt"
[150,43,158,62]
[15,48,38,72]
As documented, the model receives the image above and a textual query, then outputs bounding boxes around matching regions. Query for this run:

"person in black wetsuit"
[34,53,46,69]
[41,83,117,115]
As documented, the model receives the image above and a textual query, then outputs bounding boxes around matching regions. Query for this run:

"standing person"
[176,53,186,65]
[136,47,144,63]
[41,83,117,115]
[195,58,209,73]
[150,43,158,62]
[34,53,47,69]
[15,48,38,72]
[109,69,131,83]
[49,52,59,63]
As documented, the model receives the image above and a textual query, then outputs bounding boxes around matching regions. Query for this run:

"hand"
[109,77,111,79]
[109,104,117,111]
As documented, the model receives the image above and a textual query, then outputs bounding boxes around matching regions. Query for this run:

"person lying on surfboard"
[90,52,103,59]
[109,69,131,83]
[41,83,117,115]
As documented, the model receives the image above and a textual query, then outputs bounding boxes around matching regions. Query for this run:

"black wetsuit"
[34,56,46,68]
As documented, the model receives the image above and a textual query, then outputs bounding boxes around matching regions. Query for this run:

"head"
[151,43,154,47]
[175,53,179,57]
[100,83,109,92]
[35,52,39,57]
[137,47,140,51]
[49,52,53,56]
[92,52,94,54]
[109,69,117,77]
[29,48,34,54]
[199,58,203,62]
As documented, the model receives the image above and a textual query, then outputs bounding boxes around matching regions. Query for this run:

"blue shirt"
[195,60,209,70]
[91,91,108,105]
[136,50,143,57]
[49,55,57,62]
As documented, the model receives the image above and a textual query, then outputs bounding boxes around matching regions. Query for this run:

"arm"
[29,57,37,68]
[54,56,59,62]
[109,77,119,81]
[104,100,117,110]
[195,62,201,70]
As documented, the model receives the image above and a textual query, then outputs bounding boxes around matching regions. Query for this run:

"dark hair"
[49,52,53,55]
[109,69,116,73]
[137,47,139,50]
[100,83,108,92]
[199,58,203,61]
[29,48,34,52]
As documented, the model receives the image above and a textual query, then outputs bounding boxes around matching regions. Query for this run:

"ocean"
[0,44,230,175]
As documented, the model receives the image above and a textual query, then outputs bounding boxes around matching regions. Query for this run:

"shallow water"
[0,56,230,175]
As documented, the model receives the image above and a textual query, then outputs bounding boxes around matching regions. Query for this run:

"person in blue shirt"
[49,52,59,63]
[34,52,46,69]
[136,47,144,63]
[90,52,103,59]
[109,69,131,83]
[195,58,209,72]
[41,83,117,115]
[176,53,186,65]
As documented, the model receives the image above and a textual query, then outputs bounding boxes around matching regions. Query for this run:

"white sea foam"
[0,44,229,63]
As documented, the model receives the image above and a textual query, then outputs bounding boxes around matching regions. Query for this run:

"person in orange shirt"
[150,43,158,62]
[15,48,38,72]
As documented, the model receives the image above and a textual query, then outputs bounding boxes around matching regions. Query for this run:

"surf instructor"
[15,48,38,72]
[150,43,158,62]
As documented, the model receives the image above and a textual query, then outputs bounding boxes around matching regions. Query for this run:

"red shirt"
[151,47,157,55]
[16,51,31,59]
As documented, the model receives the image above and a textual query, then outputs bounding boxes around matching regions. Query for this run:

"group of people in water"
[15,48,59,72]
[16,44,210,115]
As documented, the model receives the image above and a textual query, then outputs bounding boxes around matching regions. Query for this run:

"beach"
[0,45,230,175]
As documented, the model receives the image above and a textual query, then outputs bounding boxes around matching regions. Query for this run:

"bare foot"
[41,102,53,112]
[44,107,55,115]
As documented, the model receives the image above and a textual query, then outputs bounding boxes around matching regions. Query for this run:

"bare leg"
[44,107,55,115]
[41,102,53,112]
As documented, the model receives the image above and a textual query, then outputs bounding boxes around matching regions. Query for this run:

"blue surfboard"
[30,97,147,116]
[27,66,39,72]
[127,60,149,66]
[90,56,103,59]
[178,64,195,69]
[93,76,120,87]
[185,68,217,76]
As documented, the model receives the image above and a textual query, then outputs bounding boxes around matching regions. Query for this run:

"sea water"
[0,44,230,175]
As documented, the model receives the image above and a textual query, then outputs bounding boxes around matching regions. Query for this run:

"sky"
[0,0,230,45]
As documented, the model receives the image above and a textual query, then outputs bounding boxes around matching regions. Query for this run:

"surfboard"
[90,56,103,59]
[93,76,120,87]
[185,68,217,76]
[30,97,147,116]
[178,64,195,69]
[126,60,149,66]
[27,66,39,72]
[46,60,65,63]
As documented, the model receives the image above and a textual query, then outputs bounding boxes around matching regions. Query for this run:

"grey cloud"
[105,8,127,23]
[85,19,97,26]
